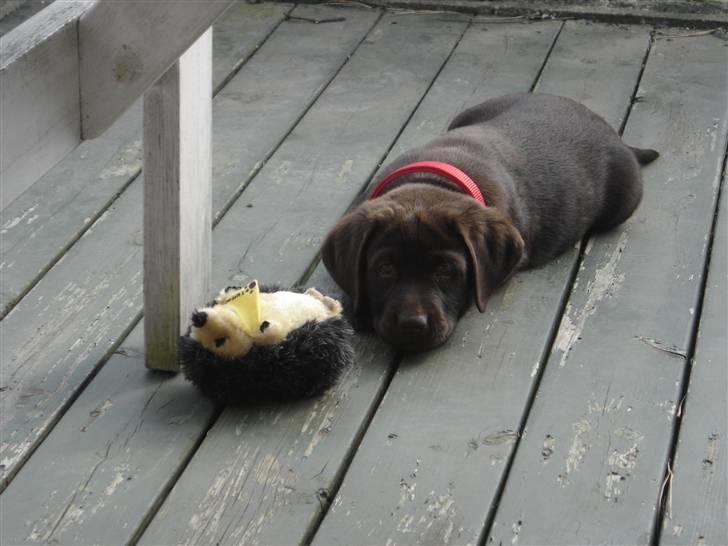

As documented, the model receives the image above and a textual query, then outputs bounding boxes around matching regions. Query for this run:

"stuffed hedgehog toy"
[179,280,355,403]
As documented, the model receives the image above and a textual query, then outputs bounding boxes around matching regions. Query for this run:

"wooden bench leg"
[142,29,212,371]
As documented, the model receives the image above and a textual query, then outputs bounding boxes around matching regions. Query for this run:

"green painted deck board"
[0,3,379,496]
[488,32,728,546]
[0,1,292,318]
[312,21,651,546]
[661,167,727,546]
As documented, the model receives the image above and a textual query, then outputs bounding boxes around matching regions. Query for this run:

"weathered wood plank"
[661,168,727,545]
[0,1,87,209]
[488,33,728,546]
[0,4,379,494]
[0,2,292,317]
[138,13,471,545]
[0,325,217,545]
[536,19,648,130]
[143,30,213,371]
[312,21,651,546]
[0,0,57,37]
[78,0,235,138]
[211,1,293,93]
[386,20,559,158]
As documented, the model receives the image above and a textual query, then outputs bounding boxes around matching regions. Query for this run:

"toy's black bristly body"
[179,315,355,404]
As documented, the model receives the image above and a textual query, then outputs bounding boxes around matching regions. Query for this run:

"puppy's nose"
[397,313,429,333]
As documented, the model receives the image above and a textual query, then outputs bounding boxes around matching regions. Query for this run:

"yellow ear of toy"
[221,280,261,336]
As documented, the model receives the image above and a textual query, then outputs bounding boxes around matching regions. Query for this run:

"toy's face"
[190,306,253,359]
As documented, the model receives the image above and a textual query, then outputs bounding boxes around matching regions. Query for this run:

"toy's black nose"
[397,313,429,333]
[192,310,208,328]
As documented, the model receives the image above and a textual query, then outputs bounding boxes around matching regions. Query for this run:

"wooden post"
[143,30,212,371]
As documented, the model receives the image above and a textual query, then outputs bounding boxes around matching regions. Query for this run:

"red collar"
[368,160,486,206]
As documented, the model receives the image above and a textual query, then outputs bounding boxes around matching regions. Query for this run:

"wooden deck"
[1,2,726,544]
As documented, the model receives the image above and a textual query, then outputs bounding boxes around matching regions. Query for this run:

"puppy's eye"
[377,262,396,278]
[214,337,226,348]
[435,261,454,277]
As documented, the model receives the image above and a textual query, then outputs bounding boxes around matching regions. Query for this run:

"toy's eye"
[214,337,226,347]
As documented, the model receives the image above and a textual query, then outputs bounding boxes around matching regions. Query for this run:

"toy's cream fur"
[190,288,343,359]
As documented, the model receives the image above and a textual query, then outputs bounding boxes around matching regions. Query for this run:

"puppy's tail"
[629,146,659,165]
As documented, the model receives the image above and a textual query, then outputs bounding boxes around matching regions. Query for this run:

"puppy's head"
[322,185,524,352]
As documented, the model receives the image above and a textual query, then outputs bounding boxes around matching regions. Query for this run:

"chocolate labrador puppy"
[322,93,657,353]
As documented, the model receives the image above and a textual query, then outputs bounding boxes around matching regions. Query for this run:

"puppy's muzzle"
[397,312,429,334]
[383,309,444,353]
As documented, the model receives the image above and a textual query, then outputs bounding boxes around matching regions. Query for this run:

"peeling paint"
[397,512,416,533]
[564,419,591,477]
[1,205,38,233]
[604,471,623,502]
[415,118,436,131]
[657,400,678,421]
[399,477,417,506]
[608,444,640,471]
[511,520,522,545]
[272,160,291,185]
[337,159,354,185]
[556,231,628,367]
[482,430,518,445]
[588,395,624,415]
[303,399,336,458]
[612,426,644,442]
[81,400,113,432]
[104,465,129,497]
[541,434,555,462]
[703,432,719,477]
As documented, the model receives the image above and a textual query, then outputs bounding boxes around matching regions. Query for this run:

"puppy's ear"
[457,208,525,312]
[322,208,376,317]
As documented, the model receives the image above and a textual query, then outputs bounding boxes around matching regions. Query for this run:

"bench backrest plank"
[0,0,235,209]
[0,2,88,209]
[78,0,235,138]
